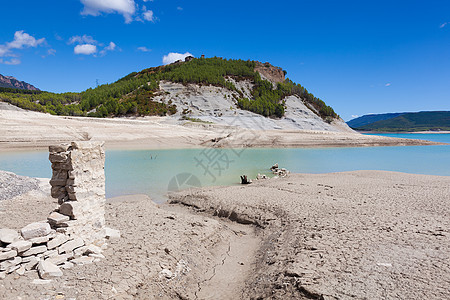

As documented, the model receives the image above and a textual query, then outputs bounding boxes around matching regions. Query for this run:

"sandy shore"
[0,103,442,152]
[1,171,449,299]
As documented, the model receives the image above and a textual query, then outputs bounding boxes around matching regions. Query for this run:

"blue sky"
[1,0,449,121]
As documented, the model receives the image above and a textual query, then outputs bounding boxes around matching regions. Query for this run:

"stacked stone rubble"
[0,141,119,280]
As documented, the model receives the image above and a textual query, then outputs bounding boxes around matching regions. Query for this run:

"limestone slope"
[155,80,353,132]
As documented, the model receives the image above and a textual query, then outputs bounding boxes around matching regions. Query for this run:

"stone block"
[29,235,50,245]
[43,249,58,258]
[48,212,70,225]
[51,186,66,198]
[0,228,19,244]
[49,144,71,153]
[46,253,70,266]
[47,234,69,250]
[58,238,84,254]
[0,257,22,271]
[21,245,47,257]
[8,240,32,253]
[48,152,69,163]
[21,222,51,240]
[0,250,17,261]
[37,260,63,279]
[23,256,38,270]
[49,178,67,187]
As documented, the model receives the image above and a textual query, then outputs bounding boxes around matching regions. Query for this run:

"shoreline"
[0,104,445,153]
[0,135,444,153]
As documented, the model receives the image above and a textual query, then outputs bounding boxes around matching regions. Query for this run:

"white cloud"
[440,22,448,28]
[0,31,45,65]
[74,44,97,55]
[142,6,154,22]
[7,31,45,49]
[162,52,193,65]
[177,6,183,11]
[1,58,21,65]
[47,49,56,56]
[80,0,136,23]
[351,115,359,119]
[105,41,116,51]
[385,83,391,87]
[137,46,151,52]
[69,35,97,45]
[99,42,117,56]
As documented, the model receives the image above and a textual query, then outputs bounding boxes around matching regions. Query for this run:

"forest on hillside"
[0,57,337,120]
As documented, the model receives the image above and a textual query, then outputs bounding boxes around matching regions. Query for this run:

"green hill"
[0,57,337,120]
[349,111,450,132]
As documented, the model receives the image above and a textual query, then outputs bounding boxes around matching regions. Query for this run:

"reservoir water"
[0,133,448,203]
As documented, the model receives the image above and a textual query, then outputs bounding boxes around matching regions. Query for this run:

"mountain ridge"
[347,111,450,132]
[0,74,39,91]
[0,57,350,132]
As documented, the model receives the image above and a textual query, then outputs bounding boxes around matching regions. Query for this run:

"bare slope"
[155,80,353,132]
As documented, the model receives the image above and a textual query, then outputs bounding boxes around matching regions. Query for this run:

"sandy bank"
[0,104,442,152]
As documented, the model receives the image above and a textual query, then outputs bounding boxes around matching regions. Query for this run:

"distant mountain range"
[0,74,39,91]
[347,111,450,132]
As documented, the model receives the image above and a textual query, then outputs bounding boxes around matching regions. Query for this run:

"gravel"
[0,171,40,201]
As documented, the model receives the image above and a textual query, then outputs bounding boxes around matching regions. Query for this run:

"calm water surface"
[0,133,448,203]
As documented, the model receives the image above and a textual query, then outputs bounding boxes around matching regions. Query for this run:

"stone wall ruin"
[0,141,119,280]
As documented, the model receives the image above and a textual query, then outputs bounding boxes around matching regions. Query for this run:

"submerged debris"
[270,163,290,178]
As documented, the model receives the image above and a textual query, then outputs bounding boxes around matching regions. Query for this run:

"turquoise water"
[0,134,448,203]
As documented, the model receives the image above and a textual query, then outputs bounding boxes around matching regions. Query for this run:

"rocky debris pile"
[0,171,40,201]
[270,163,290,178]
[0,223,109,280]
[0,141,120,281]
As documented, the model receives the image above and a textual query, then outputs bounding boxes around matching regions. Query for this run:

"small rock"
[74,246,88,258]
[37,260,63,279]
[15,265,25,276]
[8,240,32,253]
[47,212,70,225]
[32,279,53,285]
[0,228,19,244]
[89,253,105,259]
[6,264,20,274]
[20,245,47,257]
[377,262,392,267]
[71,256,95,265]
[21,222,51,240]
[60,262,74,269]
[105,227,120,239]
[0,249,17,261]
[160,269,173,279]
[84,244,102,255]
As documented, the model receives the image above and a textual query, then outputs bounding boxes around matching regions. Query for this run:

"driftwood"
[240,175,252,184]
